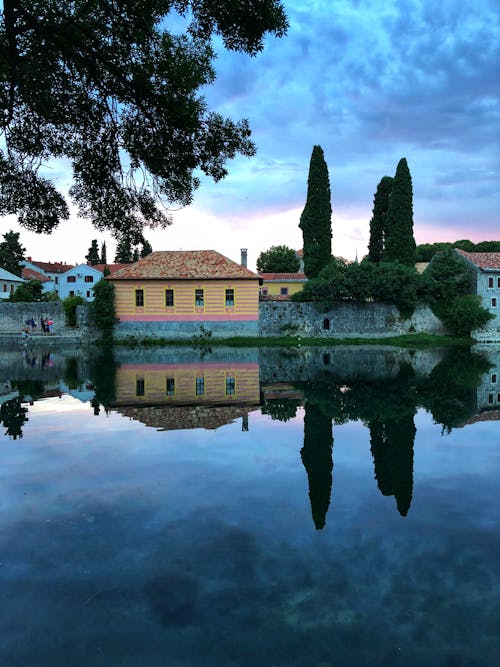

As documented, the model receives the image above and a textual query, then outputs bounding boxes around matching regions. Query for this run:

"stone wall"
[113,319,258,340]
[259,302,449,338]
[0,302,68,333]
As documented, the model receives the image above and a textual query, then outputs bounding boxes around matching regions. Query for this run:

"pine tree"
[86,239,100,265]
[140,238,153,258]
[0,230,25,276]
[299,145,332,278]
[132,247,140,262]
[384,158,416,266]
[367,176,393,263]
[114,235,133,263]
[100,242,107,264]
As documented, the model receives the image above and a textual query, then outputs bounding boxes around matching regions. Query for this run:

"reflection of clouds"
[27,394,90,414]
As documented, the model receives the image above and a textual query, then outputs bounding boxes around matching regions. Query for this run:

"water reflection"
[0,344,498,529]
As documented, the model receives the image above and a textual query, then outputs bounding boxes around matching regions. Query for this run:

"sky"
[2,0,499,270]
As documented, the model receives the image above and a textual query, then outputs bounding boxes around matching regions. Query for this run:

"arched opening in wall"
[323,353,330,365]
[323,318,330,330]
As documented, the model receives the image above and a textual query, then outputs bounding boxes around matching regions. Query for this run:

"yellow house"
[108,250,261,338]
[259,272,308,300]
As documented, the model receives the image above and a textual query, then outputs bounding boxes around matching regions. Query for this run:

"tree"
[9,278,42,301]
[62,294,85,326]
[0,229,25,276]
[140,238,153,258]
[100,241,107,264]
[86,239,100,265]
[384,158,416,266]
[367,176,392,263]
[89,278,117,338]
[299,145,332,278]
[0,1,288,237]
[256,245,300,273]
[420,249,472,303]
[114,234,133,263]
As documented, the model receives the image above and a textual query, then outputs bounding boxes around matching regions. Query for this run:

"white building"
[21,259,72,293]
[0,267,25,299]
[58,264,103,301]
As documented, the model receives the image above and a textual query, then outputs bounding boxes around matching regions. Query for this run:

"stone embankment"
[0,302,90,345]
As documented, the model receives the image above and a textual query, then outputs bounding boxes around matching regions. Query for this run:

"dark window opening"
[196,377,205,396]
[84,275,94,283]
[166,378,175,396]
[226,377,235,395]
[323,318,330,330]
[195,289,204,307]
[136,378,145,396]
[323,353,331,365]
[135,289,144,307]
[165,289,174,307]
[225,288,235,307]
[67,275,76,283]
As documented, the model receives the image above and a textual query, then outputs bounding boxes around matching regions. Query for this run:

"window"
[69,290,75,296]
[226,376,235,396]
[55,277,59,284]
[488,393,494,404]
[280,287,288,296]
[488,277,494,288]
[261,288,268,296]
[67,275,76,283]
[492,374,497,383]
[323,353,331,365]
[323,318,330,330]
[135,289,144,307]
[196,377,205,396]
[86,291,91,298]
[225,288,235,307]
[195,289,204,307]
[498,393,500,403]
[10,284,14,293]
[136,378,145,396]
[492,297,497,308]
[165,289,174,307]
[166,378,175,396]
[2,284,6,292]
[84,275,94,283]
[498,277,500,288]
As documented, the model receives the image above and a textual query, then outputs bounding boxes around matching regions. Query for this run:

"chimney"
[240,248,248,268]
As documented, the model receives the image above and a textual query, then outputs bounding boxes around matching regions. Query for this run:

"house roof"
[455,249,500,270]
[0,266,24,282]
[296,248,304,258]
[108,250,260,280]
[26,260,73,274]
[260,273,308,281]
[21,267,51,282]
[91,263,129,274]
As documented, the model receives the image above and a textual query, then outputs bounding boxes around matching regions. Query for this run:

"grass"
[114,332,472,349]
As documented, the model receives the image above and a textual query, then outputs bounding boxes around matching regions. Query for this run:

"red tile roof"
[91,263,129,274]
[260,273,307,281]
[296,248,304,258]
[27,260,73,273]
[455,249,500,270]
[108,250,260,280]
[21,267,51,282]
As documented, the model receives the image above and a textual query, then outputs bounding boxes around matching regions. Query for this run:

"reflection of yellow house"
[259,273,307,300]
[113,362,260,407]
[108,250,261,338]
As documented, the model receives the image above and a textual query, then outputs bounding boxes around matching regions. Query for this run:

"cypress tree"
[299,145,332,278]
[384,158,416,266]
[100,241,107,264]
[86,239,100,265]
[114,235,133,263]
[367,176,393,263]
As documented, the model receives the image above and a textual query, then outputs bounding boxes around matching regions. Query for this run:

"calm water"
[0,344,499,666]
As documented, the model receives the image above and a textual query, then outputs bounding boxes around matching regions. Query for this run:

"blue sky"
[4,0,499,269]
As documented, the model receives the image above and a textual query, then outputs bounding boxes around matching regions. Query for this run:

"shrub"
[9,279,43,302]
[420,249,472,302]
[62,294,86,327]
[371,262,420,316]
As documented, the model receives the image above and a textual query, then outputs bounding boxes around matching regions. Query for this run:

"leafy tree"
[140,238,153,258]
[384,158,416,266]
[100,241,107,264]
[367,176,393,263]
[299,145,332,278]
[9,278,42,301]
[114,234,133,263]
[0,397,28,440]
[415,242,452,262]
[261,397,301,422]
[89,278,117,338]
[86,239,100,265]
[420,249,472,303]
[0,1,287,236]
[371,262,420,316]
[298,257,350,305]
[433,295,494,336]
[62,294,85,327]
[256,245,300,273]
[0,229,25,276]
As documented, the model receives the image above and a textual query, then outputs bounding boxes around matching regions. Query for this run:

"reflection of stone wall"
[259,302,448,338]
[116,405,253,431]
[258,346,447,384]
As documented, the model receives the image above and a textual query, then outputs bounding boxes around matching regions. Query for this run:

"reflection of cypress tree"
[369,414,415,517]
[0,397,28,440]
[300,400,333,530]
[88,345,118,412]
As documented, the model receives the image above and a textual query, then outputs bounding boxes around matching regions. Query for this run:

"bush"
[88,278,117,338]
[9,279,43,302]
[432,294,494,336]
[371,262,420,316]
[62,294,86,327]
[420,249,472,302]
